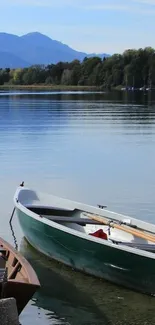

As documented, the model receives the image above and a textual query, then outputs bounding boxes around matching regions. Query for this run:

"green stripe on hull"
[17,209,155,295]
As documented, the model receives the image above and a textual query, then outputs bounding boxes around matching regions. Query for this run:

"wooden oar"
[84,212,155,243]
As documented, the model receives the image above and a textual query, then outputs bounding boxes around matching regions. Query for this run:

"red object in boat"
[89,229,108,240]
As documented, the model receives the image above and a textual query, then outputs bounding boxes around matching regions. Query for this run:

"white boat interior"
[15,187,155,252]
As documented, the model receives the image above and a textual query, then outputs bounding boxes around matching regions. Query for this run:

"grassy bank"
[0,84,103,91]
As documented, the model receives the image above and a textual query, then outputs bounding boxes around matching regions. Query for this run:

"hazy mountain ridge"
[0,51,30,68]
[0,32,110,68]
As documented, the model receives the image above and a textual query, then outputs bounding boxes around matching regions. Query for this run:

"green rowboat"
[14,184,155,295]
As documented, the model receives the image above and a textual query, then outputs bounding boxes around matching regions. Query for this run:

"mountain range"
[0,32,110,69]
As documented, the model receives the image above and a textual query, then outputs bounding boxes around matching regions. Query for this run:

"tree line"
[0,47,155,89]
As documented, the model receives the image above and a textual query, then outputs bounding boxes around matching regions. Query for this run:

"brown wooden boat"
[0,236,40,314]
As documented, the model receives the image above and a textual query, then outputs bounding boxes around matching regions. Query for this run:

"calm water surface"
[1,90,155,324]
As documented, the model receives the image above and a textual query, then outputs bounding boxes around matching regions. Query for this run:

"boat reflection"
[19,237,155,325]
[20,238,110,325]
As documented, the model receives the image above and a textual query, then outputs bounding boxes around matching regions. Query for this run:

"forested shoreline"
[0,47,155,89]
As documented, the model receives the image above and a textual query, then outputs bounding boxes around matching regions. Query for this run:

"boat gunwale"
[14,186,155,260]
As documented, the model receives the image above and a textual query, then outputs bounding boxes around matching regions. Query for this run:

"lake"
[0,89,155,325]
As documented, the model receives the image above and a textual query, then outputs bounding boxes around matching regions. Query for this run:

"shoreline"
[0,85,154,93]
[0,84,104,91]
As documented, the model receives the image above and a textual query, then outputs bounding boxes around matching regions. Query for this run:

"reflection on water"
[1,90,155,222]
[19,238,155,325]
[19,238,109,325]
[1,90,155,324]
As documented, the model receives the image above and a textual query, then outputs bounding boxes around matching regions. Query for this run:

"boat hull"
[3,281,39,315]
[16,208,155,295]
[0,236,40,314]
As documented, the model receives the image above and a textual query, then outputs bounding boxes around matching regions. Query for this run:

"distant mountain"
[0,51,30,68]
[0,32,110,68]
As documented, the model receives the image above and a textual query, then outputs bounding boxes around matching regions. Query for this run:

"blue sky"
[0,0,155,54]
